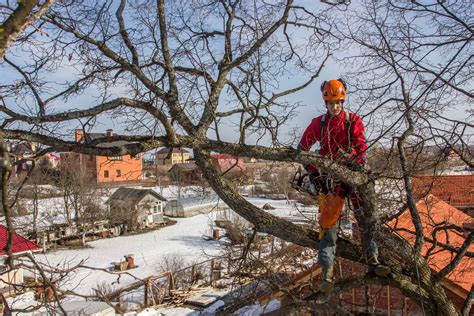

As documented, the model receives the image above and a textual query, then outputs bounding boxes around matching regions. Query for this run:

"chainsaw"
[290,166,319,197]
[290,166,339,197]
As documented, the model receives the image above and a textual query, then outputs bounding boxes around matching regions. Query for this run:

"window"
[153,206,158,214]
[104,170,109,178]
[111,156,123,161]
[116,169,121,177]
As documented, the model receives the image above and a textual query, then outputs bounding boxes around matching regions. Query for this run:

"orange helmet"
[320,79,347,101]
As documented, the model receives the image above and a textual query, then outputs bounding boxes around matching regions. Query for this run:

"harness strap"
[320,111,353,153]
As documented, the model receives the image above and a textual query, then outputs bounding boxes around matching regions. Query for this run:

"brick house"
[60,129,142,185]
[8,141,36,177]
[0,225,42,296]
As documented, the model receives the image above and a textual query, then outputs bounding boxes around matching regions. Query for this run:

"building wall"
[96,155,142,183]
[156,151,190,165]
[60,152,98,183]
[0,267,23,291]
[137,195,165,226]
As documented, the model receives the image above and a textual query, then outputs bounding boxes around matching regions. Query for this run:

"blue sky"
[1,0,471,150]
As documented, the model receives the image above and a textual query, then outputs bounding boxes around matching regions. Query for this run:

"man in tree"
[298,79,390,294]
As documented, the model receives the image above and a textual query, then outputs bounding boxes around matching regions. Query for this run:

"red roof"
[210,154,247,173]
[0,225,42,256]
[48,152,61,161]
[388,195,474,293]
[412,175,474,209]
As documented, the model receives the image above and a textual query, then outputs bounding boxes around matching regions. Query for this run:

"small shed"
[105,188,167,229]
[164,193,229,217]
[168,161,202,184]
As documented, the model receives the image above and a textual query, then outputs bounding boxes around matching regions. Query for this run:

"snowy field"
[7,188,316,314]
[35,213,221,295]
[30,196,313,296]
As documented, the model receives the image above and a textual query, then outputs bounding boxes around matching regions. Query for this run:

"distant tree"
[58,154,99,224]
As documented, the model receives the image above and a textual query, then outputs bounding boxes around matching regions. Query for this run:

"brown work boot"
[368,255,391,277]
[320,265,335,294]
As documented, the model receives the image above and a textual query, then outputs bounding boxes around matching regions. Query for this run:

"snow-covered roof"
[35,300,115,315]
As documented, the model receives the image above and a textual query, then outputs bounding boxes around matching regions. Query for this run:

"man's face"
[326,100,344,117]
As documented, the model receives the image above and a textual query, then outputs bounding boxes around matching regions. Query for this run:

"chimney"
[75,129,85,142]
[106,129,113,137]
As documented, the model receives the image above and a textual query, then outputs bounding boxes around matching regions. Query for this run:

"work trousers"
[318,189,378,270]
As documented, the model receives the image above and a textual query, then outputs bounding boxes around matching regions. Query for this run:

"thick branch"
[0,0,54,59]
[1,97,175,139]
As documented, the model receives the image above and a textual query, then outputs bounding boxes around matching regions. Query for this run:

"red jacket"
[299,110,367,167]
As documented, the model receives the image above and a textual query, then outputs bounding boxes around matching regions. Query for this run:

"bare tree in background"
[0,0,472,314]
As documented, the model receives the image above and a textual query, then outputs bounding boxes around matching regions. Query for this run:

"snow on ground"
[26,196,313,298]
[233,299,281,315]
[8,185,217,231]
[151,295,227,316]
[31,213,221,297]
[6,185,316,313]
[150,298,280,316]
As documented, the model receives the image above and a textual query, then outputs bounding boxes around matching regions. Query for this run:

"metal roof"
[169,193,225,210]
[0,224,42,256]
[106,187,167,205]
[82,133,136,148]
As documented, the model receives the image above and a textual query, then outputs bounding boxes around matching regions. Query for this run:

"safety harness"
[319,111,353,154]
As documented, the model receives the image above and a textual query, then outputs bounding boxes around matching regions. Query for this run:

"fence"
[106,258,225,309]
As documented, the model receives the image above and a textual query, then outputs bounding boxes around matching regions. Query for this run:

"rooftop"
[412,175,474,208]
[169,162,199,172]
[388,195,474,294]
[0,224,42,256]
[106,187,167,204]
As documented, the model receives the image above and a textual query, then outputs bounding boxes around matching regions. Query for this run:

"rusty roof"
[388,195,474,294]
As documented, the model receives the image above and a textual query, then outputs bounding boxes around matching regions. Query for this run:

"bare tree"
[0,0,472,314]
